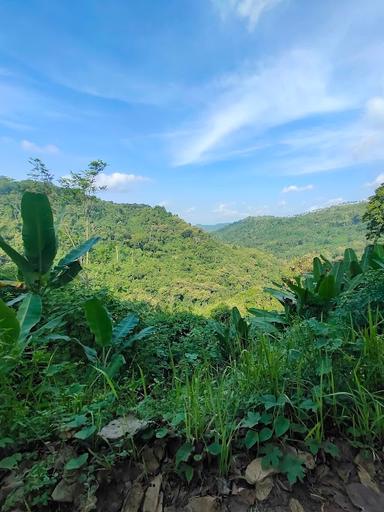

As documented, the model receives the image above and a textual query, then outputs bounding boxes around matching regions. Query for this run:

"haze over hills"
[0,176,282,311]
[209,203,367,259]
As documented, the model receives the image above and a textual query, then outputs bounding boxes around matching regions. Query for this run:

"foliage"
[0,190,99,294]
[212,202,367,259]
[27,158,54,192]
[265,245,384,318]
[0,175,384,510]
[0,176,282,310]
[363,182,384,241]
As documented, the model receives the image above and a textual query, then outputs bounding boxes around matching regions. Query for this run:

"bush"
[332,269,384,327]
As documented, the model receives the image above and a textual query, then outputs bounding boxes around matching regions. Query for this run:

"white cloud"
[365,173,384,188]
[20,139,60,155]
[309,197,344,211]
[95,172,150,191]
[213,202,240,218]
[282,184,314,193]
[365,97,384,125]
[172,49,347,166]
[213,0,284,30]
[213,201,268,220]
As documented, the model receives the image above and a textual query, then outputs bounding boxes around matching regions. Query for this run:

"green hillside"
[0,176,282,311]
[212,203,367,259]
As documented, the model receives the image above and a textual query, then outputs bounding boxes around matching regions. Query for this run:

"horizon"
[2,174,367,227]
[1,1,384,223]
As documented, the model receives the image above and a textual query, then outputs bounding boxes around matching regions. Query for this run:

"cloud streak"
[172,49,347,166]
[20,139,60,155]
[282,184,314,193]
[213,0,284,30]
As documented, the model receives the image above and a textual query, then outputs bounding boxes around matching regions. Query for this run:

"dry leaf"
[186,496,219,512]
[99,415,148,440]
[298,450,315,470]
[143,474,163,512]
[289,497,305,512]
[346,483,384,512]
[255,477,273,501]
[357,465,380,494]
[245,458,276,484]
[121,482,144,512]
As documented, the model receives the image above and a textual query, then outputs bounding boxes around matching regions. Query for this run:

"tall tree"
[27,158,54,193]
[363,183,384,241]
[60,160,107,262]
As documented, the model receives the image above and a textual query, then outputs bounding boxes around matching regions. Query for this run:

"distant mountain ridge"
[0,176,283,311]
[210,202,367,259]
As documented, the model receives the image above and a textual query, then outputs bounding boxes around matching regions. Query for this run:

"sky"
[1,0,384,224]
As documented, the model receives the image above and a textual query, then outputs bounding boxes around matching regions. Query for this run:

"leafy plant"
[265,245,384,318]
[0,191,99,294]
[82,297,155,389]
[213,307,251,359]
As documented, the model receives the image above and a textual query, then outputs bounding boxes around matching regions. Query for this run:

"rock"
[51,479,78,503]
[289,497,305,512]
[121,482,144,512]
[99,415,148,440]
[186,496,219,512]
[143,474,162,512]
[346,482,384,512]
[255,476,274,501]
[245,458,276,484]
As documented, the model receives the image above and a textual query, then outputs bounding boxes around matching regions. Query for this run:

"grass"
[1,263,384,510]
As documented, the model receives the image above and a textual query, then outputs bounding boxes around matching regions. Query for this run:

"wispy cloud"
[20,139,60,155]
[213,0,284,30]
[309,197,344,212]
[365,173,384,188]
[282,184,314,193]
[95,172,150,191]
[213,201,268,220]
[172,49,347,166]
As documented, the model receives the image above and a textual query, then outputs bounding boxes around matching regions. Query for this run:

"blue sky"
[1,0,384,224]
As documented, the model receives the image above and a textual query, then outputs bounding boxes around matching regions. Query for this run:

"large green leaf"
[312,257,323,282]
[317,275,337,300]
[58,237,100,267]
[0,235,36,284]
[123,326,156,348]
[112,313,139,343]
[0,298,20,345]
[50,261,82,288]
[21,192,57,274]
[84,298,112,347]
[16,293,42,342]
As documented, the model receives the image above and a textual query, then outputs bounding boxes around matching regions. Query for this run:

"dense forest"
[0,176,282,312]
[1,175,384,511]
[210,203,366,259]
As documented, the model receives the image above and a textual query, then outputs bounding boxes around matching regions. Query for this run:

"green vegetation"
[212,203,367,259]
[364,182,384,241]
[0,182,383,511]
[0,176,282,311]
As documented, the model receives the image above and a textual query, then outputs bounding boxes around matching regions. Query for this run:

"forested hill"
[0,176,282,311]
[211,203,367,259]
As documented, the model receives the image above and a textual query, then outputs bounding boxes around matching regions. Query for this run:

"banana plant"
[264,245,384,318]
[0,295,42,373]
[81,298,155,393]
[213,307,251,359]
[0,191,99,293]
